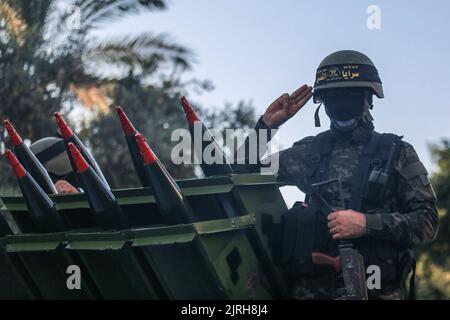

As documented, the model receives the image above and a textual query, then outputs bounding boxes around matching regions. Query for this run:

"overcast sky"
[94,0,450,207]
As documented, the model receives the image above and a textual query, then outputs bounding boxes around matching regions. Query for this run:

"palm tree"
[0,0,194,140]
[0,0,196,190]
[0,0,256,190]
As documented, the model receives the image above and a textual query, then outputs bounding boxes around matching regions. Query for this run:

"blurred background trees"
[0,0,255,189]
[416,140,450,299]
[87,75,255,188]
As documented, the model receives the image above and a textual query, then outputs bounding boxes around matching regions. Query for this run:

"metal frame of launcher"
[309,178,369,300]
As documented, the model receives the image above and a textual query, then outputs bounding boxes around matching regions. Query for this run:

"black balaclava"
[322,88,373,133]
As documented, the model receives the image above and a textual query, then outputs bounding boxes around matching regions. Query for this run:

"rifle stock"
[310,178,368,300]
[312,252,341,273]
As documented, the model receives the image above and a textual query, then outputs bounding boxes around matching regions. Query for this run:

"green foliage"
[85,32,194,77]
[0,0,193,137]
[66,0,168,32]
[201,101,257,131]
[0,0,193,189]
[416,140,450,300]
[0,0,256,190]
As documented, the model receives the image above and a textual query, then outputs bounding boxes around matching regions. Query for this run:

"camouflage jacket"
[233,117,439,247]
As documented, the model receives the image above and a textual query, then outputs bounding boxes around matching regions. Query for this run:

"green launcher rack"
[0,174,289,300]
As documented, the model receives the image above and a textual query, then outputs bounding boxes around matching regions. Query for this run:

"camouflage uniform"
[233,117,439,300]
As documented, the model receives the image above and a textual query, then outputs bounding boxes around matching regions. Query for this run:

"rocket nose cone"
[5,149,26,178]
[115,106,136,136]
[4,120,23,147]
[180,96,200,124]
[180,96,191,113]
[54,112,73,140]
[135,133,157,165]
[68,142,89,173]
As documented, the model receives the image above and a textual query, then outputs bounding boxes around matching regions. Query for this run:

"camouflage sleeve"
[364,141,440,246]
[277,136,314,191]
[232,116,313,190]
[231,116,277,174]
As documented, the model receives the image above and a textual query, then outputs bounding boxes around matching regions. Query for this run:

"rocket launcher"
[180,96,233,176]
[135,133,196,224]
[115,106,152,187]
[54,112,109,188]
[68,142,130,230]
[5,150,65,232]
[4,120,57,194]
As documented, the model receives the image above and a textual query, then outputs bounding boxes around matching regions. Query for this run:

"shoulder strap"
[349,132,403,211]
[348,132,382,211]
[306,130,334,182]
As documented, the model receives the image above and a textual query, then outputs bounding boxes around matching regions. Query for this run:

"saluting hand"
[262,84,313,128]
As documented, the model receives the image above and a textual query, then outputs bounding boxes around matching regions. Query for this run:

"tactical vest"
[281,130,416,296]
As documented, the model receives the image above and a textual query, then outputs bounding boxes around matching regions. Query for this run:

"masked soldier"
[233,50,439,300]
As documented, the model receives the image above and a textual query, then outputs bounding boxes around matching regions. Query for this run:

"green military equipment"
[181,96,234,177]
[4,120,58,195]
[0,214,41,299]
[67,142,130,230]
[135,132,196,225]
[0,174,289,299]
[5,150,66,233]
[54,112,109,189]
[181,96,238,218]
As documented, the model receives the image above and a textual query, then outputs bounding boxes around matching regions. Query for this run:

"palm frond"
[85,32,195,76]
[67,0,167,31]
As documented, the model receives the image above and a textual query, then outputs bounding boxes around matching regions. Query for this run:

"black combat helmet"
[313,50,383,104]
[30,137,75,184]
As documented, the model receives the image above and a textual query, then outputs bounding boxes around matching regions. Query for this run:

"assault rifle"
[309,178,368,300]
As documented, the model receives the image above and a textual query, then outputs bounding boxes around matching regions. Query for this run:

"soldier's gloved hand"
[327,210,367,240]
[262,84,313,128]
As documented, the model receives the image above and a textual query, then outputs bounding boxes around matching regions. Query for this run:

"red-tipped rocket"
[6,149,26,178]
[4,120,57,195]
[135,133,196,224]
[180,97,239,218]
[54,112,109,188]
[180,96,233,176]
[67,142,129,230]
[115,106,152,187]
[5,150,65,232]
[116,106,136,136]
[181,96,201,124]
